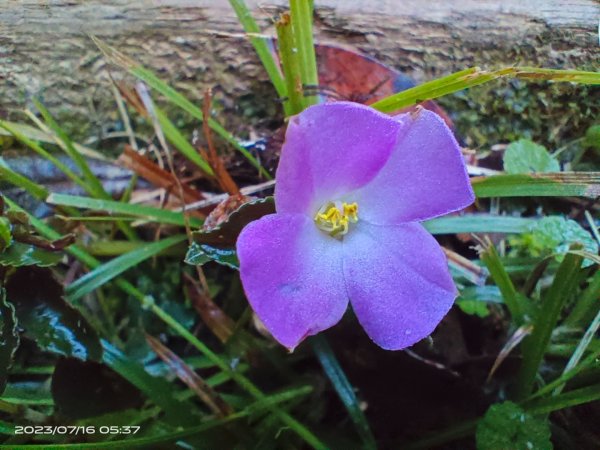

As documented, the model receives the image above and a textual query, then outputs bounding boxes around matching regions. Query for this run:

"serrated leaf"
[185,244,239,269]
[509,216,598,267]
[184,242,212,266]
[0,242,63,267]
[503,139,560,174]
[476,401,552,450]
[186,198,273,270]
[193,197,275,247]
[0,289,19,396]
[5,267,102,361]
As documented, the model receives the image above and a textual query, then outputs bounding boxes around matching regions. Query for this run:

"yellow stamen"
[314,201,359,237]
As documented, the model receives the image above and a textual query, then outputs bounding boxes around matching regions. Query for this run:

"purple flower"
[237,102,474,351]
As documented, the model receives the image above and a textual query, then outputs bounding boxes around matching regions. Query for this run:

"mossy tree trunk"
[1,0,598,139]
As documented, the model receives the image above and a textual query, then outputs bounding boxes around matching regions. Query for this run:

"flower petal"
[354,108,474,224]
[237,213,347,350]
[275,102,401,216]
[342,222,456,350]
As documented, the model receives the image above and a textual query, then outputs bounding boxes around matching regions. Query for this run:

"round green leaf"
[503,139,560,174]
[476,401,552,450]
[0,242,63,267]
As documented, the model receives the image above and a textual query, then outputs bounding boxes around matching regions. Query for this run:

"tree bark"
[1,0,598,138]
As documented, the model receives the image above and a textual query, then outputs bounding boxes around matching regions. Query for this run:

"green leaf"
[456,299,490,318]
[476,402,551,450]
[0,217,11,252]
[5,267,102,361]
[187,198,275,269]
[185,244,239,269]
[66,234,186,302]
[459,285,503,304]
[184,242,212,266]
[503,139,560,174]
[0,289,19,396]
[0,242,63,267]
[509,216,599,266]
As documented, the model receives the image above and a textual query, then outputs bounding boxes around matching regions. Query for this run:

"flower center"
[314,201,359,237]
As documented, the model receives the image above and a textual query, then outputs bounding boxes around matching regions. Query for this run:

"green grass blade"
[372,67,600,113]
[92,36,271,179]
[0,120,87,191]
[46,193,203,228]
[153,105,213,175]
[33,100,107,198]
[472,173,600,198]
[527,347,600,401]
[5,197,327,449]
[0,160,80,217]
[479,241,526,325]
[516,249,584,399]
[424,215,535,234]
[554,304,600,395]
[66,234,186,301]
[85,239,185,257]
[0,120,106,161]
[0,159,49,200]
[276,13,305,116]
[312,335,377,449]
[564,270,600,328]
[5,386,313,449]
[228,0,286,99]
[290,0,319,108]
[525,383,600,415]
[30,101,137,240]
[101,340,196,426]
